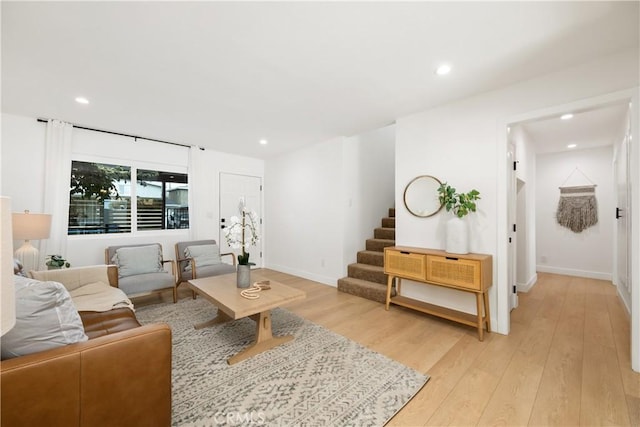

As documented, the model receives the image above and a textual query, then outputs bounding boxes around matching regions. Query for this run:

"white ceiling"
[2,1,638,159]
[518,102,630,154]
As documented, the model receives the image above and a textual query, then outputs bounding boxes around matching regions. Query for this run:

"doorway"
[510,102,628,284]
[502,94,637,371]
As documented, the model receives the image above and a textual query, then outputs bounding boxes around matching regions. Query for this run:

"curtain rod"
[36,118,192,149]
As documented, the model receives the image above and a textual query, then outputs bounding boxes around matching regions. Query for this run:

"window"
[69,161,131,234]
[137,169,189,230]
[68,162,189,235]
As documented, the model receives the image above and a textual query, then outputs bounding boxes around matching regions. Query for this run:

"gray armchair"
[105,243,177,303]
[175,240,236,298]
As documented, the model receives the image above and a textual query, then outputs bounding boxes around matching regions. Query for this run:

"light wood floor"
[137,270,639,426]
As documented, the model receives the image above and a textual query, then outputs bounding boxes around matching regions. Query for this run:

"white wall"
[1,113,264,267]
[264,125,395,286]
[395,48,639,334]
[265,137,346,285]
[1,114,47,212]
[536,146,614,279]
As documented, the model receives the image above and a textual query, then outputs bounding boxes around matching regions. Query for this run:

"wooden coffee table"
[187,271,306,365]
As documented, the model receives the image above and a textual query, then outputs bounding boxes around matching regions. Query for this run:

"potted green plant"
[46,255,70,270]
[437,183,481,218]
[437,183,481,254]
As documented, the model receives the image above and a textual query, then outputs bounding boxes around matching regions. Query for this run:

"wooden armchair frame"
[175,240,236,299]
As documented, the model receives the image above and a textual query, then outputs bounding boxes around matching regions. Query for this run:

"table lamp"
[12,210,52,274]
[1,197,16,335]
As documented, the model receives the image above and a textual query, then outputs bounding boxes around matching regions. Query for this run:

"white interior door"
[219,173,262,268]
[507,142,519,310]
[516,180,527,286]
[614,127,630,298]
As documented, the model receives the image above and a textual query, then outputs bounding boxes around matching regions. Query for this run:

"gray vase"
[236,265,251,288]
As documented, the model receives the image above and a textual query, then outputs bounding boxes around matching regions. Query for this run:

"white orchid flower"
[223,209,260,262]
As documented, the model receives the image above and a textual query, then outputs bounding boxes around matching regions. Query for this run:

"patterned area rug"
[136,297,429,426]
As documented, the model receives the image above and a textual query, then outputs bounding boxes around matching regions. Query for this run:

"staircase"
[337,208,396,303]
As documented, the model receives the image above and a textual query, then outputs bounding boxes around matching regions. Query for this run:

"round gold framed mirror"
[403,175,444,218]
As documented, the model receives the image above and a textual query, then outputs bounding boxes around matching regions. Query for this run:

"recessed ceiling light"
[435,64,451,76]
[259,139,268,145]
[75,97,89,104]
[560,113,573,120]
[567,144,577,149]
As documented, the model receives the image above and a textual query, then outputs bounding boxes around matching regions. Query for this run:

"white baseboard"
[617,288,632,317]
[536,265,612,281]
[265,263,337,287]
[516,273,538,293]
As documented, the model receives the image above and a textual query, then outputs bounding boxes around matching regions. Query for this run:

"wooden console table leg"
[483,290,491,333]
[475,293,484,341]
[385,275,394,310]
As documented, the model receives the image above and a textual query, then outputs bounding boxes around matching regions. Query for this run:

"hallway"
[507,273,637,426]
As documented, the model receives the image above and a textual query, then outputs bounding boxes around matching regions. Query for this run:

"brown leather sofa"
[0,266,172,427]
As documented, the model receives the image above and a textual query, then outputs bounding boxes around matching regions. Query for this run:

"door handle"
[616,207,623,219]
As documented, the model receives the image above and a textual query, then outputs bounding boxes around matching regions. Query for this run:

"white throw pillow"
[113,245,163,278]
[184,244,222,271]
[1,276,88,359]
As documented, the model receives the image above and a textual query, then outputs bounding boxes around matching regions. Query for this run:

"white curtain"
[39,120,73,266]
[188,146,207,240]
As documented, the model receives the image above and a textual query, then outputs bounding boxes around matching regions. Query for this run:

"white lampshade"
[1,197,16,335]
[12,211,52,240]
[12,210,52,274]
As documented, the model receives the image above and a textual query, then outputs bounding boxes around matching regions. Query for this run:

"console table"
[384,246,493,341]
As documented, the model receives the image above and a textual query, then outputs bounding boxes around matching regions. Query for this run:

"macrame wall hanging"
[556,168,598,233]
